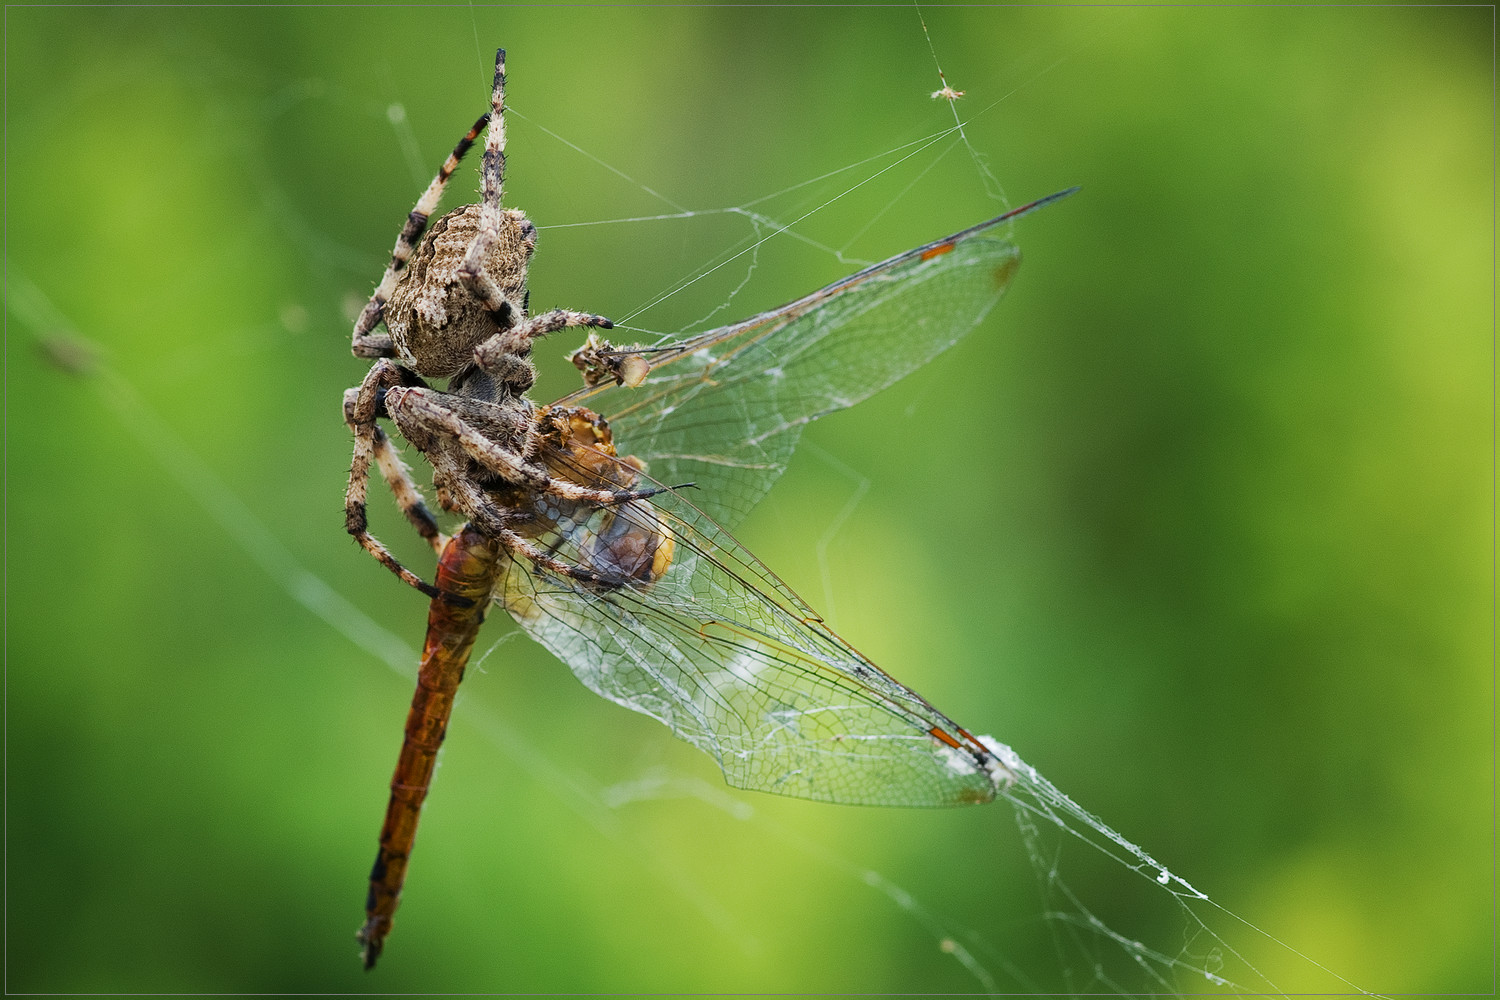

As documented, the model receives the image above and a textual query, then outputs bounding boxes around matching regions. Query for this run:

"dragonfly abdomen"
[358,525,505,969]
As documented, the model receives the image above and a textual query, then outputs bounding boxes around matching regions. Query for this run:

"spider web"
[429,34,1366,993]
[8,8,1445,996]
[7,253,1376,994]
[12,45,1339,1000]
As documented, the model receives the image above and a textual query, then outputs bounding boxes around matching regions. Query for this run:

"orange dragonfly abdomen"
[357,524,504,970]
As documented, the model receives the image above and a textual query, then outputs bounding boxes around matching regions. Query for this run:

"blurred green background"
[6,6,1489,995]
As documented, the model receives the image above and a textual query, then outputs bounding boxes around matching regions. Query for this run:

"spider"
[342,49,671,602]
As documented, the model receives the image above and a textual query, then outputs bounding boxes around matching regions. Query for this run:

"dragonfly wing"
[492,438,1006,807]
[507,196,1079,801]
[559,219,1026,530]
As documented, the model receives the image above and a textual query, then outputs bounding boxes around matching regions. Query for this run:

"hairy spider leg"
[473,308,616,367]
[344,360,447,599]
[350,111,493,359]
[373,427,445,552]
[469,309,616,424]
[458,50,522,325]
[506,310,614,340]
[383,386,675,508]
[342,388,445,552]
[433,474,649,587]
[498,525,640,585]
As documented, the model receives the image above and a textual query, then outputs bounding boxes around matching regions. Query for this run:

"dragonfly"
[344,45,1074,971]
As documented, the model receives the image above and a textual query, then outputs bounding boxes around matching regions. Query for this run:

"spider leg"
[440,475,517,539]
[342,387,444,552]
[345,361,446,597]
[441,478,630,588]
[467,310,613,401]
[351,109,492,359]
[457,49,521,325]
[471,309,614,373]
[506,309,614,342]
[499,527,625,586]
[375,427,445,552]
[384,386,675,508]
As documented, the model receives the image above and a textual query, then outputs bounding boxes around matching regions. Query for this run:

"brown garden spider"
[342,49,671,602]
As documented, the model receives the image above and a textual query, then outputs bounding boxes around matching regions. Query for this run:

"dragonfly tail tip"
[357,917,387,970]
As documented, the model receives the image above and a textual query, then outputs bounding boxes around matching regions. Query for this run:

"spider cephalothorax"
[341,49,667,603]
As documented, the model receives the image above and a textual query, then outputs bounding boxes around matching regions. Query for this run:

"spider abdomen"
[385,204,537,378]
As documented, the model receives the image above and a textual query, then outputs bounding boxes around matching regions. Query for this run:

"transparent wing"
[557,191,1075,529]
[490,416,1008,807]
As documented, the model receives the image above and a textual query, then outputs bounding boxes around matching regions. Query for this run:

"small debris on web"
[569,331,651,388]
[928,58,965,102]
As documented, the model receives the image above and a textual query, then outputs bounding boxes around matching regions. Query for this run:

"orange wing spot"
[920,243,956,262]
[992,255,1020,290]
[928,726,962,749]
